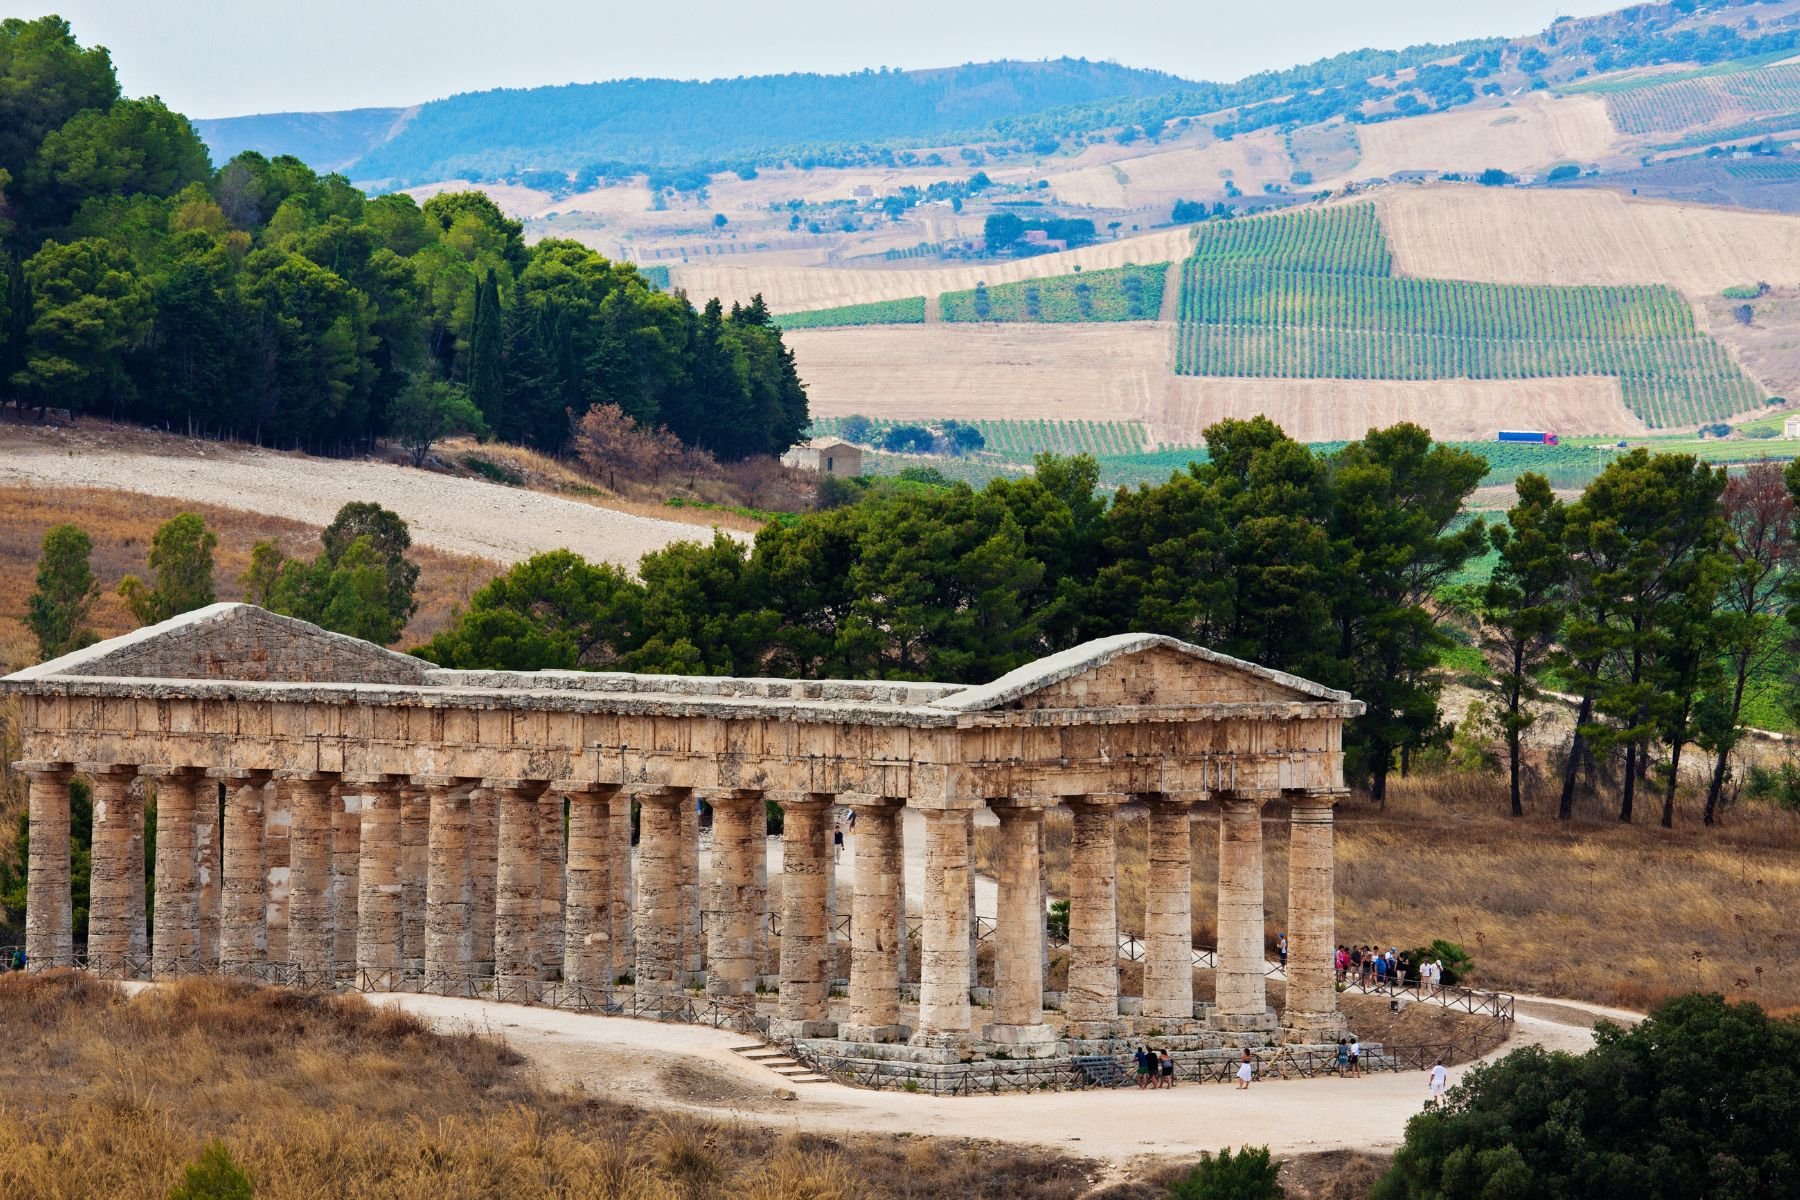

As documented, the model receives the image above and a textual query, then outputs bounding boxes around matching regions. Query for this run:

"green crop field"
[1722,159,1800,180]
[809,416,1152,462]
[1172,203,1763,428]
[638,264,671,290]
[776,296,927,328]
[940,264,1168,322]
[1601,61,1800,135]
[1654,111,1800,149]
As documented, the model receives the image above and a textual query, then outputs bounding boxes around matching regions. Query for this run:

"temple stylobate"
[5,604,1363,1060]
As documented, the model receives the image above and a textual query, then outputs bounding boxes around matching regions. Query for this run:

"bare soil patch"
[1346,94,1618,184]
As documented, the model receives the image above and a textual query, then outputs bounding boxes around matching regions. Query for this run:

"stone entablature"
[7,604,1362,1052]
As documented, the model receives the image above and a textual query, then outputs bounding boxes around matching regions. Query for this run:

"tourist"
[1428,1058,1449,1107]
[1134,1045,1152,1089]
[1347,1037,1362,1077]
[1359,947,1374,987]
[1335,944,1350,982]
[1236,1049,1255,1090]
[1160,1048,1175,1089]
[833,817,844,862]
[1373,952,1388,991]
[1395,952,1411,993]
[1336,1038,1350,1075]
[1277,931,1288,970]
[845,808,856,834]
[1422,958,1441,996]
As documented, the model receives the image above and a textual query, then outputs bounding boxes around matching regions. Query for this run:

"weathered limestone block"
[1065,795,1123,1035]
[331,784,361,969]
[150,767,205,977]
[844,798,906,1042]
[219,770,271,970]
[913,808,973,1047]
[772,793,835,1039]
[85,764,139,974]
[264,780,291,962]
[562,783,615,995]
[706,791,762,997]
[400,782,428,969]
[424,778,473,982]
[355,777,404,990]
[610,794,634,981]
[537,792,565,977]
[1282,796,1348,1043]
[985,804,1054,1050]
[634,789,688,997]
[492,780,544,1000]
[679,793,702,981]
[283,773,337,978]
[1213,796,1278,1032]
[469,785,497,966]
[196,775,221,968]
[1142,795,1196,1024]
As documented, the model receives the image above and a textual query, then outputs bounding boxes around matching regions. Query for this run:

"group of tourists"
[1130,1046,1268,1090]
[1332,944,1446,995]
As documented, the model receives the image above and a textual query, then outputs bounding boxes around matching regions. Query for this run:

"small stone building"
[781,437,863,476]
[1783,414,1800,439]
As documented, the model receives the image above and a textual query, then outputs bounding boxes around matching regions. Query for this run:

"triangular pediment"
[930,634,1347,713]
[13,603,432,685]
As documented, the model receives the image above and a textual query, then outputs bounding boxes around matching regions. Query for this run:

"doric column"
[705,790,762,997]
[610,793,634,981]
[195,776,221,969]
[331,783,361,971]
[145,767,204,977]
[468,784,497,968]
[1213,796,1278,1032]
[772,793,835,1039]
[263,780,292,962]
[128,777,147,963]
[1143,794,1197,1025]
[912,807,974,1047]
[894,825,909,986]
[753,803,770,979]
[1282,795,1348,1043]
[1065,795,1124,1036]
[537,793,565,977]
[985,803,1054,1049]
[219,770,271,972]
[355,776,405,991]
[561,782,616,997]
[423,777,473,986]
[966,817,979,988]
[634,788,689,997]
[400,782,429,971]
[679,793,702,982]
[491,778,546,1001]
[23,764,74,970]
[282,772,336,980]
[85,764,139,976]
[843,797,906,1042]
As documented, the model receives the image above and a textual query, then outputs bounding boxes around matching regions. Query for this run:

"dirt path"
[371,990,1634,1165]
[0,429,740,572]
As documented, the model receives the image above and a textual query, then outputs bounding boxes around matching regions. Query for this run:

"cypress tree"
[468,268,505,430]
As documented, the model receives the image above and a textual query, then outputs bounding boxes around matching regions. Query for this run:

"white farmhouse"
[781,437,863,476]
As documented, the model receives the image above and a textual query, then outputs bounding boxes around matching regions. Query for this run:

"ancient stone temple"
[5,604,1362,1057]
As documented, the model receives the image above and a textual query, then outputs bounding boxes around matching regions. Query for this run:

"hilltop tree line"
[0,16,807,459]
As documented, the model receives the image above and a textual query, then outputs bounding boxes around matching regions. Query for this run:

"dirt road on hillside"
[0,429,740,571]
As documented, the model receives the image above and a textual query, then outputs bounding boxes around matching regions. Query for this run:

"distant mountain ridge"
[194,58,1192,185]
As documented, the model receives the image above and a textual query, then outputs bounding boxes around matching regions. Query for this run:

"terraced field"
[1175,203,1765,428]
[776,296,925,328]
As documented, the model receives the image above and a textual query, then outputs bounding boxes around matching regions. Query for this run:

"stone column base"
[1281,1011,1350,1044]
[1064,1019,1125,1039]
[909,1029,973,1052]
[1208,1008,1280,1033]
[839,1023,912,1044]
[770,1017,839,1040]
[1129,1015,1209,1036]
[981,1022,1060,1053]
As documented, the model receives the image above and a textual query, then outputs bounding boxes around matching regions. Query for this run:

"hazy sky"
[43,0,1626,119]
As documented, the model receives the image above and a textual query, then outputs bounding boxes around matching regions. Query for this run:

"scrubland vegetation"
[0,973,1100,1200]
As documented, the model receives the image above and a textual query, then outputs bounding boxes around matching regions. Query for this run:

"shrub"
[1403,939,1474,987]
[1547,163,1581,181]
[1167,1146,1283,1200]
[1744,761,1800,810]
[1478,168,1514,186]
[167,1142,253,1200]
[881,425,935,454]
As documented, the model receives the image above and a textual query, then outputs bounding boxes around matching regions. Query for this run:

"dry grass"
[1350,93,1617,182]
[0,486,495,675]
[0,973,1103,1200]
[978,774,1800,1015]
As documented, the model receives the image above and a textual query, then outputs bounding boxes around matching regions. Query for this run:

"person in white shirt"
[1428,1058,1449,1107]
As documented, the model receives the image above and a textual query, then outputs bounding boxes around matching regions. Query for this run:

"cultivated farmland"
[940,264,1168,322]
[1348,92,1617,180]
[776,296,926,328]
[1378,186,1800,294]
[1175,202,1761,426]
[1601,60,1800,134]
[809,416,1152,460]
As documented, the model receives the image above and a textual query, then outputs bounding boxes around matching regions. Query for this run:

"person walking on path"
[1159,1049,1175,1089]
[1428,1058,1449,1107]
[1277,932,1288,970]
[833,818,844,862]
[1236,1049,1255,1090]
[1336,1039,1350,1075]
[1347,1037,1362,1078]
[1134,1046,1152,1089]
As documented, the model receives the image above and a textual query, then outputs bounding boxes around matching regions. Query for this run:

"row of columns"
[24,761,1342,1045]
